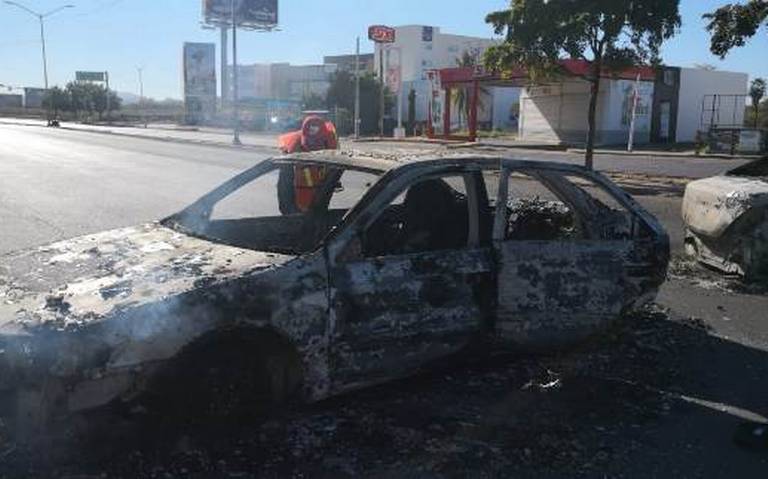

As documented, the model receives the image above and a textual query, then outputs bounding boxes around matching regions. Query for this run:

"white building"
[373,25,504,123]
[227,62,338,102]
[517,65,748,145]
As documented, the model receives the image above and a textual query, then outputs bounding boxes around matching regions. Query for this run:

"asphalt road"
[0,124,274,256]
[1,124,767,477]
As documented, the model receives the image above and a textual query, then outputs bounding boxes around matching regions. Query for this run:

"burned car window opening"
[167,161,382,255]
[361,174,472,257]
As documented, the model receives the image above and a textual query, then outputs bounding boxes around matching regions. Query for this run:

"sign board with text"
[203,0,278,28]
[368,25,396,43]
[76,71,105,82]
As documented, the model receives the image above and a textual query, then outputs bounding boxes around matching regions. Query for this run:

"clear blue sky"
[1,0,765,99]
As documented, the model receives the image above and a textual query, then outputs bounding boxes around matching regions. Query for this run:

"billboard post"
[369,25,396,137]
[202,0,279,144]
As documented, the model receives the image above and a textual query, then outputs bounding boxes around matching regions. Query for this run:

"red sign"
[368,25,396,43]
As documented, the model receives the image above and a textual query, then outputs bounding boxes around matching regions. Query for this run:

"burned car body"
[683,158,768,279]
[0,154,669,435]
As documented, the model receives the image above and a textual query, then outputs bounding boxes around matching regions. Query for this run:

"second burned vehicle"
[683,158,768,280]
[0,154,669,435]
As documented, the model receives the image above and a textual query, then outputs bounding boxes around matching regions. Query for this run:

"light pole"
[231,0,241,146]
[137,66,147,128]
[4,1,74,91]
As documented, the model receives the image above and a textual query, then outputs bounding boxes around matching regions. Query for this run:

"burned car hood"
[682,176,768,239]
[0,223,294,332]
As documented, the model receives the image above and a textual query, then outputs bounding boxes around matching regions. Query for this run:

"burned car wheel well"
[144,327,304,417]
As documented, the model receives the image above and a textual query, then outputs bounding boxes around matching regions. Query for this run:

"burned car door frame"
[490,161,668,348]
[325,163,495,390]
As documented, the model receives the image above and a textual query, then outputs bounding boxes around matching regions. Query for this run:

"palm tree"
[452,51,490,130]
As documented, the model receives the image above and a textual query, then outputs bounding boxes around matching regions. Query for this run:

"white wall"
[375,25,496,122]
[518,78,655,145]
[676,68,748,143]
[600,79,654,145]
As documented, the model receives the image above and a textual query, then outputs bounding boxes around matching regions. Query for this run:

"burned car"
[0,154,669,436]
[683,158,768,279]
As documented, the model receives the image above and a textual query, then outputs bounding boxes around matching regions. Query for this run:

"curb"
[0,119,279,154]
[566,148,763,161]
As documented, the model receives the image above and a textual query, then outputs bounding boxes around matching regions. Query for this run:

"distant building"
[0,94,23,108]
[227,62,338,102]
[24,88,46,109]
[324,53,375,74]
[372,25,499,122]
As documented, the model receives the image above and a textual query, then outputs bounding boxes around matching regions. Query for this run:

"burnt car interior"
[362,175,471,257]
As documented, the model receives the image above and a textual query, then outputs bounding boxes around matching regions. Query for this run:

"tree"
[485,0,681,169]
[42,86,69,117]
[705,1,768,58]
[326,70,392,135]
[749,78,766,127]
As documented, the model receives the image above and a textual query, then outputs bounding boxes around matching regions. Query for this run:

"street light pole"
[231,0,242,146]
[137,66,147,128]
[4,2,74,91]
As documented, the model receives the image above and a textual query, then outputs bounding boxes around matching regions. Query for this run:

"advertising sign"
[368,25,396,43]
[203,0,278,28]
[76,71,105,82]
[183,43,217,124]
[385,49,402,94]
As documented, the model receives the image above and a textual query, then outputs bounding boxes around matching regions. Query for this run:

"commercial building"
[23,88,46,109]
[324,53,375,74]
[372,25,499,123]
[0,94,23,108]
[430,60,748,146]
[227,62,338,102]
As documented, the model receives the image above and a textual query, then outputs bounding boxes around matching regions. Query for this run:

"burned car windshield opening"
[166,161,383,255]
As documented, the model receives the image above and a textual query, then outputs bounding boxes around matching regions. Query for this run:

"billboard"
[368,25,396,43]
[183,42,217,124]
[203,0,278,28]
[76,71,105,82]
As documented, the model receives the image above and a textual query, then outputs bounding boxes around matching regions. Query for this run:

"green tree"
[326,70,392,135]
[42,86,69,117]
[485,0,681,169]
[705,1,768,58]
[749,78,766,127]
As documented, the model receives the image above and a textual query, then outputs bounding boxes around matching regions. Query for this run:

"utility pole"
[231,0,241,145]
[627,73,641,152]
[137,66,146,128]
[354,36,361,139]
[220,26,228,111]
[105,70,111,122]
[378,45,385,137]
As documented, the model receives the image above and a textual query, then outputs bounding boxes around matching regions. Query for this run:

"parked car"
[683,158,768,279]
[0,154,669,437]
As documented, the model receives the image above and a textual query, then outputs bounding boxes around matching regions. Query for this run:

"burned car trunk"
[683,158,768,280]
[1,153,669,439]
